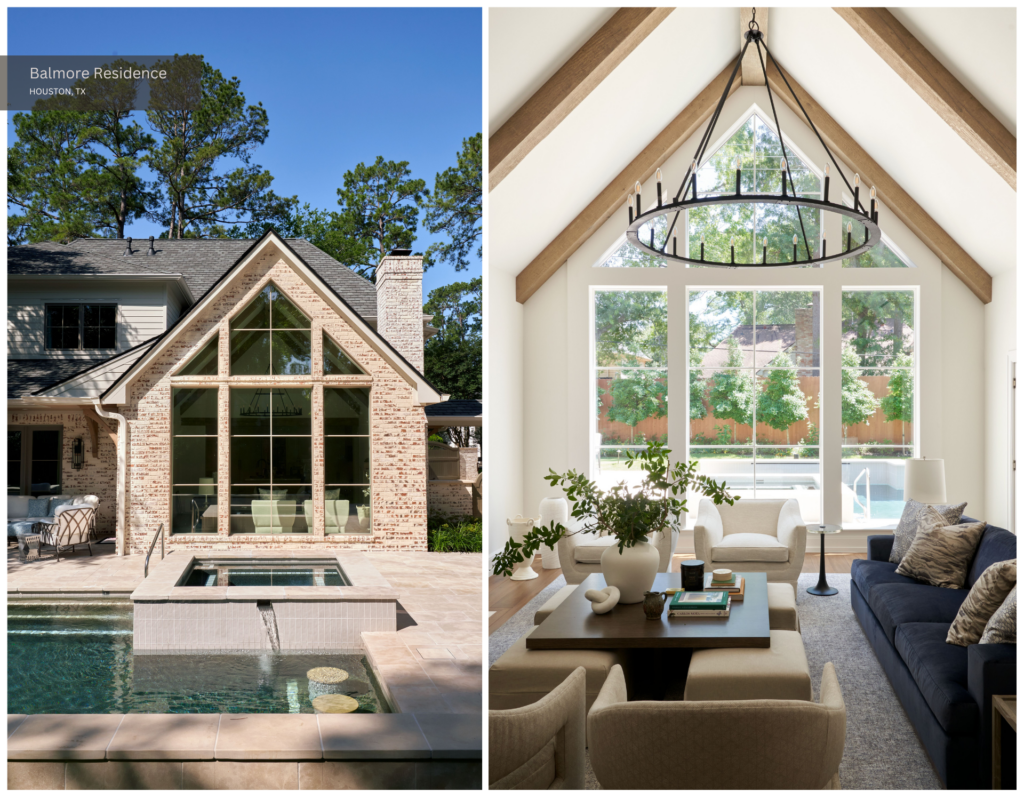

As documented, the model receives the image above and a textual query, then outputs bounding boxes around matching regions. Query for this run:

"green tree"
[880,352,913,446]
[423,277,482,404]
[594,291,667,369]
[334,156,427,279]
[707,338,754,440]
[603,370,667,445]
[757,352,808,443]
[841,343,880,439]
[146,56,293,238]
[8,103,100,243]
[689,348,708,420]
[423,133,481,271]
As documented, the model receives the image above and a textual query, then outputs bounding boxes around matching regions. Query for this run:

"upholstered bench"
[684,630,812,702]
[534,585,578,625]
[490,626,625,714]
[767,582,800,632]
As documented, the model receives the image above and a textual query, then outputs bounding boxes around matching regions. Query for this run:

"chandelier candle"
[656,168,663,207]
[823,163,830,202]
[870,186,877,222]
[730,236,735,265]
[822,231,827,259]
[700,233,705,262]
[792,234,798,263]
[735,157,742,195]
[762,237,768,264]
[780,159,788,196]
[846,221,853,252]
[853,173,860,211]
[635,182,642,217]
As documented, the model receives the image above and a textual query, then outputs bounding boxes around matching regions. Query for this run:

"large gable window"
[229,284,311,375]
[46,304,117,350]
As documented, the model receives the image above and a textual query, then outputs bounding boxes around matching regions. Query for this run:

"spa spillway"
[130,551,398,653]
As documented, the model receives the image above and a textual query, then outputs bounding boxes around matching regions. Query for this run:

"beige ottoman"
[490,625,623,714]
[767,582,800,632]
[684,629,812,702]
[534,585,577,625]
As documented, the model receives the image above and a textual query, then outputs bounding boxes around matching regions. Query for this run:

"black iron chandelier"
[625,10,880,267]
[239,388,303,417]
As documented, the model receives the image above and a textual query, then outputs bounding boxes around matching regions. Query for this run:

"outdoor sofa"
[851,519,1016,789]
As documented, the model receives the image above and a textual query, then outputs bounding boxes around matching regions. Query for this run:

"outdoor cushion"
[964,522,1019,588]
[574,535,620,564]
[851,557,921,599]
[869,583,970,644]
[7,496,31,518]
[27,498,50,518]
[46,496,71,515]
[895,622,977,735]
[711,533,789,563]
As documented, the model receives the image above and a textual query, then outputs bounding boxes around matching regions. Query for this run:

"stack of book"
[703,572,745,601]
[668,590,731,618]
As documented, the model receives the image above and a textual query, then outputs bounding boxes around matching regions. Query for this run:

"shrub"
[427,514,482,552]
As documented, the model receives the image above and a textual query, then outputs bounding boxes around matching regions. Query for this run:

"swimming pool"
[8,602,387,715]
[179,558,349,587]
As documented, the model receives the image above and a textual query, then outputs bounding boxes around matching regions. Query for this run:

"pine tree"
[423,134,481,271]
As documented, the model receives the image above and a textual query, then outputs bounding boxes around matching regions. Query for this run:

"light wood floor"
[489,551,864,635]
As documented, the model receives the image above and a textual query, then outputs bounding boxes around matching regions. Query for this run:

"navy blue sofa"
[851,519,1016,789]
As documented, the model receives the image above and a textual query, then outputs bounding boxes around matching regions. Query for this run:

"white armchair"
[37,504,96,561]
[694,498,807,592]
[489,667,586,790]
[556,527,678,585]
[587,663,846,790]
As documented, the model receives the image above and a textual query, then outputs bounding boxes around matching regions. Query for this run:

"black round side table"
[807,524,842,596]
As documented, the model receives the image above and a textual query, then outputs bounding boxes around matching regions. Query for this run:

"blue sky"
[7,7,482,298]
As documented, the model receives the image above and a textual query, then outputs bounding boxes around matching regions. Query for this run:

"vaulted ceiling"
[489,7,1016,300]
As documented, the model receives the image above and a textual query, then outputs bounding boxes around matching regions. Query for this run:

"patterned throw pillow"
[890,499,967,564]
[27,497,50,517]
[895,508,987,589]
[980,586,1016,644]
[947,559,1016,646]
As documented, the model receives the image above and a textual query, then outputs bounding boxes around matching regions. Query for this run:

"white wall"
[984,269,1017,530]
[486,269,525,558]
[8,280,171,359]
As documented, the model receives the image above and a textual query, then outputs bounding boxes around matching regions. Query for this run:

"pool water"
[8,603,386,715]
[180,559,348,587]
[851,483,907,521]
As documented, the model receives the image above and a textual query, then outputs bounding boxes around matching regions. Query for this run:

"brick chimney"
[794,305,819,375]
[375,248,424,373]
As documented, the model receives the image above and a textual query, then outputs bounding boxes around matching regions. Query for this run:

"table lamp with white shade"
[904,458,946,503]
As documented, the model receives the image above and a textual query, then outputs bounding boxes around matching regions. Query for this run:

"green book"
[669,590,729,610]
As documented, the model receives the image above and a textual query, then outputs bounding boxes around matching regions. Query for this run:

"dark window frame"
[45,303,118,351]
[8,425,63,496]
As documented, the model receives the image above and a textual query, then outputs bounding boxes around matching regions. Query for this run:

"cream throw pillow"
[980,586,1016,644]
[895,507,986,589]
[947,559,1016,646]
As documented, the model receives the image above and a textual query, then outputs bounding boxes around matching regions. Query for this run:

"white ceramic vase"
[537,496,568,569]
[507,515,539,581]
[600,539,659,603]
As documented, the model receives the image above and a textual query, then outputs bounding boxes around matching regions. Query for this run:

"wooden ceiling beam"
[489,7,673,191]
[739,8,767,86]
[764,58,993,303]
[834,7,1015,190]
[515,58,742,303]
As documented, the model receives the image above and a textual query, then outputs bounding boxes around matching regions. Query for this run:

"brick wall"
[7,408,117,536]
[375,254,424,373]
[121,247,427,553]
[427,481,475,517]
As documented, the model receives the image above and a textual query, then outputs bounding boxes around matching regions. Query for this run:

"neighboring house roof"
[8,357,119,398]
[699,321,914,370]
[64,238,378,319]
[426,399,482,428]
[8,240,177,277]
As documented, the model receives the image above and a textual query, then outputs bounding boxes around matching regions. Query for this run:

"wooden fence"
[597,375,912,446]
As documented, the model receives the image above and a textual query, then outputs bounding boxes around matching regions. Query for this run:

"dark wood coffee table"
[526,572,770,650]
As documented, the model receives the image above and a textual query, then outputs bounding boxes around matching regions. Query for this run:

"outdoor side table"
[807,524,842,596]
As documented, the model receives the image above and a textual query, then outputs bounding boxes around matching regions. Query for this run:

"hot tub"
[179,558,350,587]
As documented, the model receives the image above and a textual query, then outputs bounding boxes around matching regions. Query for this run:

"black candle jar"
[681,559,704,591]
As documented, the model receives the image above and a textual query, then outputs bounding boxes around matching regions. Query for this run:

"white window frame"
[569,92,937,532]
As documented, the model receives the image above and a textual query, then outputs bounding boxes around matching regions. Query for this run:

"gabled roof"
[65,238,378,319]
[426,399,482,428]
[9,240,177,277]
[8,357,122,398]
[99,230,440,405]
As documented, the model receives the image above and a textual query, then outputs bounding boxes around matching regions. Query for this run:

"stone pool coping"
[130,550,399,602]
[8,712,480,790]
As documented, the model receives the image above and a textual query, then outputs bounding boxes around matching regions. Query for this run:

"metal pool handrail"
[144,523,165,578]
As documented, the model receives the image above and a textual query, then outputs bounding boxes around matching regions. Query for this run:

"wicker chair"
[36,505,97,561]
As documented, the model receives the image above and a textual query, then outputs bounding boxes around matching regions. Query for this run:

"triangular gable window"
[176,334,219,376]
[841,214,914,268]
[323,332,366,375]
[230,283,312,375]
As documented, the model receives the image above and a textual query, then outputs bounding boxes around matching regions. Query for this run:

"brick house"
[8,230,453,554]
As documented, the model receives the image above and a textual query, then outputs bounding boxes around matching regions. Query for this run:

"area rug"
[489,572,943,790]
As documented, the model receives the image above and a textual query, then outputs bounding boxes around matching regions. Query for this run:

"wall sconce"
[72,438,84,470]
